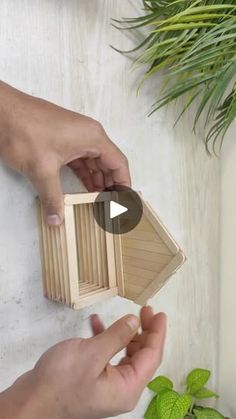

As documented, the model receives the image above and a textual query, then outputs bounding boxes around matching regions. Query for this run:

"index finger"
[99,142,131,188]
[118,313,167,391]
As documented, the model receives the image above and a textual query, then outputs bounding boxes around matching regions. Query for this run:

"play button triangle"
[110,201,128,219]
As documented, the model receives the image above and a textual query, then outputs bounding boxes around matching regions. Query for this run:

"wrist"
[0,369,55,419]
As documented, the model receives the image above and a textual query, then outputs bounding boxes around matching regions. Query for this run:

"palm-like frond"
[113,0,236,152]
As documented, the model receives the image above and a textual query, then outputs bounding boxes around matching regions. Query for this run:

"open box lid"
[115,196,186,306]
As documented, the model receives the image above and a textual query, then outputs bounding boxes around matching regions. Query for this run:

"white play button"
[110,200,128,219]
[94,187,143,234]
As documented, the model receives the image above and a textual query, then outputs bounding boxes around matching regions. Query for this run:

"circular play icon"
[93,186,143,235]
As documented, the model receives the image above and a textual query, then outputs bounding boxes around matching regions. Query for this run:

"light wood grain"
[37,201,48,297]
[142,201,179,254]
[121,201,185,303]
[64,192,111,205]
[135,252,186,305]
[114,234,125,297]
[74,288,118,310]
[104,201,117,289]
[64,205,79,304]
[99,202,109,288]
[59,221,70,305]
[94,203,103,288]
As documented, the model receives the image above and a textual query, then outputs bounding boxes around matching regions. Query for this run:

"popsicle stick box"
[37,192,185,309]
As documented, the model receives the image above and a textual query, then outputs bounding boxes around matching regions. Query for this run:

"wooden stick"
[94,203,103,288]
[37,202,48,297]
[104,201,117,289]
[64,191,112,206]
[99,202,108,288]
[45,216,54,300]
[50,225,61,301]
[143,201,179,254]
[75,205,85,288]
[83,204,92,284]
[114,234,124,297]
[135,252,186,305]
[55,225,64,303]
[74,288,118,310]
[59,222,70,305]
[88,203,99,287]
[64,205,79,305]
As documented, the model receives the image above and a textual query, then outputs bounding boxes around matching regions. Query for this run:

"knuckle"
[28,158,58,181]
[41,196,61,209]
[80,116,105,136]
[121,154,129,167]
[92,120,105,135]
[89,119,106,141]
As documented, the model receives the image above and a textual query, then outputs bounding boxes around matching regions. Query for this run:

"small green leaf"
[186,369,210,394]
[156,390,192,419]
[194,387,219,399]
[148,376,173,393]
[194,407,225,418]
[144,396,158,419]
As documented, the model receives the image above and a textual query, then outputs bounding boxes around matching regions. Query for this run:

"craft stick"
[114,234,124,297]
[94,203,103,288]
[50,225,61,301]
[55,225,64,302]
[104,201,117,289]
[84,204,92,284]
[64,205,79,305]
[135,252,185,305]
[44,216,54,299]
[64,191,111,206]
[80,204,89,284]
[37,203,48,297]
[88,203,99,287]
[59,221,70,305]
[75,205,85,289]
[143,202,179,254]
[99,202,108,288]
[74,288,118,310]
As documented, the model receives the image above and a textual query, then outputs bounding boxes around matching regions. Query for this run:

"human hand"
[0,81,131,225]
[0,307,166,419]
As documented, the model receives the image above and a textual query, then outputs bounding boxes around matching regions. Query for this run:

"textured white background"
[0,1,220,418]
[218,123,236,419]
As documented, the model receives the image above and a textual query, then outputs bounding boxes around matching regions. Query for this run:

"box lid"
[117,197,186,305]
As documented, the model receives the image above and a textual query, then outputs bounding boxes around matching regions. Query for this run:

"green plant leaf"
[148,376,174,393]
[145,395,158,419]
[186,369,210,394]
[156,390,192,419]
[194,387,219,399]
[152,22,216,32]
[113,0,236,151]
[194,407,225,418]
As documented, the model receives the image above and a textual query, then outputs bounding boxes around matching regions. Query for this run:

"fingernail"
[47,215,61,226]
[126,315,139,332]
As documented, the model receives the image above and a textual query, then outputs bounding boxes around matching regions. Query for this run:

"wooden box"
[37,192,185,309]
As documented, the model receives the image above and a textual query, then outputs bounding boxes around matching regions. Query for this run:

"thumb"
[32,170,64,226]
[93,315,140,367]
